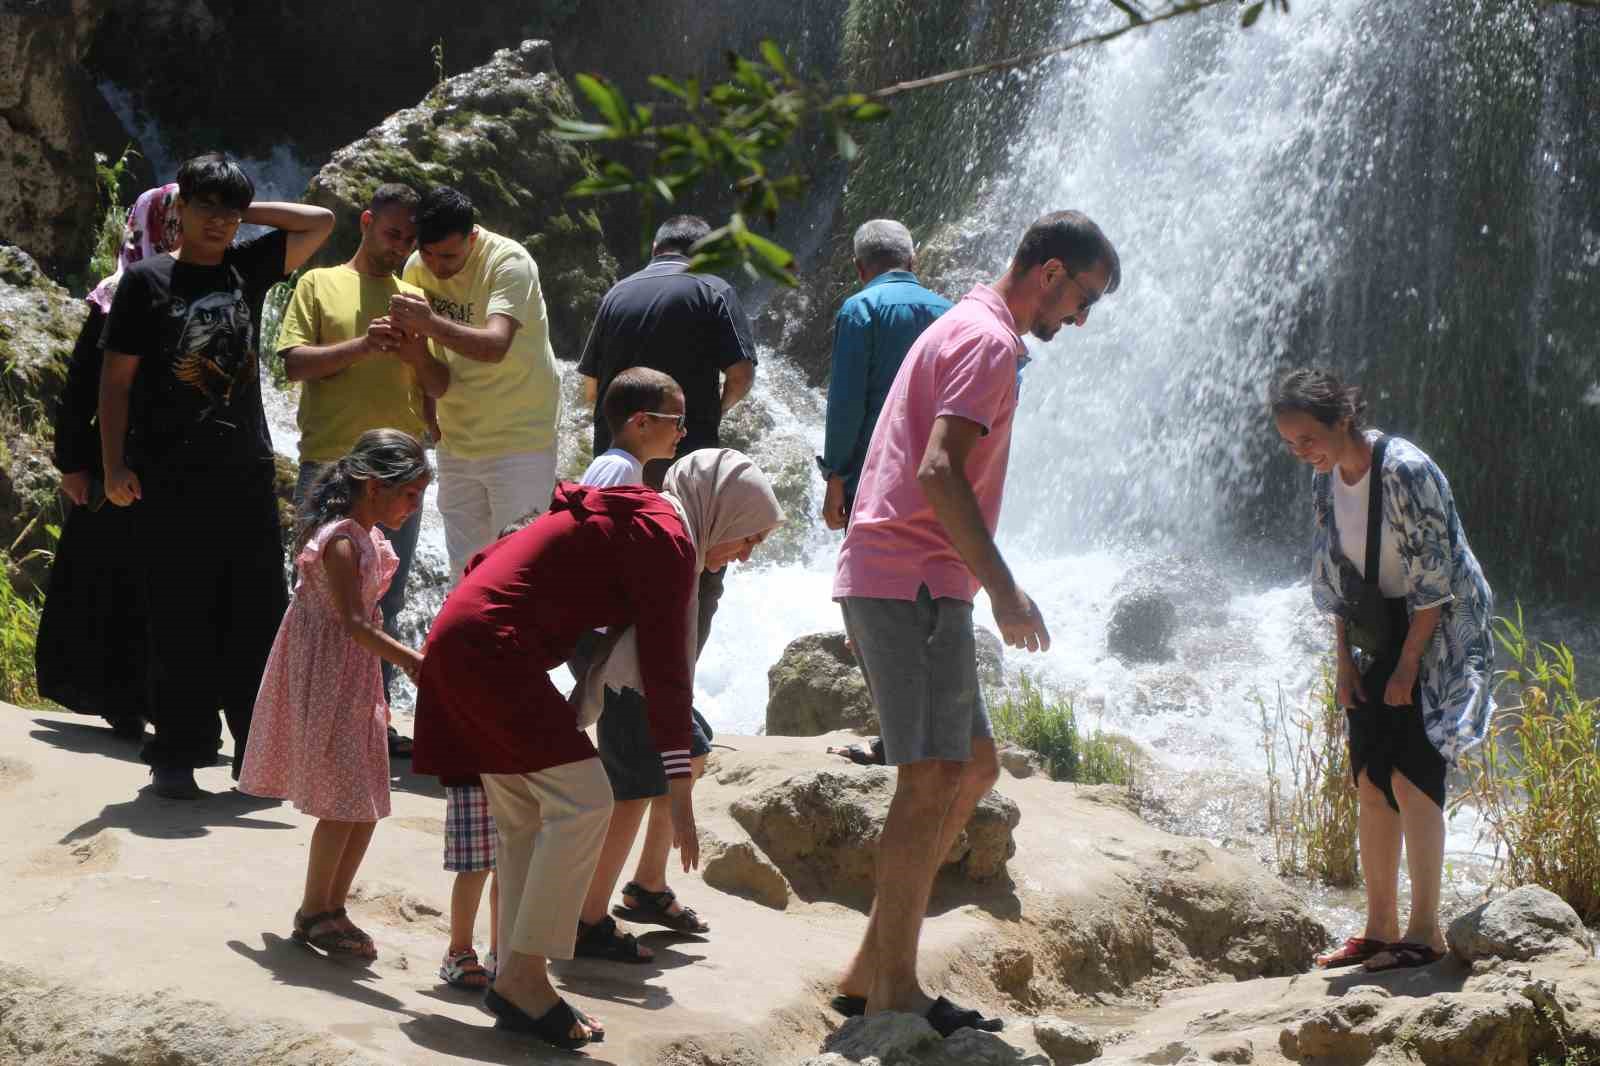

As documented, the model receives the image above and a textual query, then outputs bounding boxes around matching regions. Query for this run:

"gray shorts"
[838,587,992,765]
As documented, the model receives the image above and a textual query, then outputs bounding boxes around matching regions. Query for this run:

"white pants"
[436,446,558,580]
[481,760,614,959]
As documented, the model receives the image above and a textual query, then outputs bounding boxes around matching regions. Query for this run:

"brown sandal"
[293,909,376,960]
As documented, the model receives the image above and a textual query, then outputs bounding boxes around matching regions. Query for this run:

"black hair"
[602,367,682,435]
[497,510,544,539]
[1269,368,1368,435]
[369,183,420,216]
[176,152,254,212]
[653,215,712,256]
[1012,210,1121,294]
[417,186,475,246]
[294,429,432,554]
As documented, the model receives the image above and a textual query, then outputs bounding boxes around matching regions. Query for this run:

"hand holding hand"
[400,648,424,684]
[822,476,848,531]
[60,471,91,507]
[388,293,436,335]
[992,584,1051,653]
[365,316,405,354]
[104,465,141,507]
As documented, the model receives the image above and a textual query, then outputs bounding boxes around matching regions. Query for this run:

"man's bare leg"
[864,758,965,1016]
[840,740,1000,1001]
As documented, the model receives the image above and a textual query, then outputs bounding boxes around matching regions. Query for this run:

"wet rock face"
[729,768,1019,901]
[0,247,82,593]
[1105,556,1231,664]
[0,1,123,275]
[304,39,617,361]
[1447,885,1595,963]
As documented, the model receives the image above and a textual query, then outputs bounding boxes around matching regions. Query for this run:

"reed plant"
[989,673,1137,789]
[0,564,41,706]
[1259,664,1360,886]
[1455,607,1600,923]
[86,145,140,285]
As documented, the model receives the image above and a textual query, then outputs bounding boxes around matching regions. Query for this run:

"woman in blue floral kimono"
[1271,368,1493,974]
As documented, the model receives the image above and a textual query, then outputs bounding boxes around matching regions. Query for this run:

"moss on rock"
[304,39,617,361]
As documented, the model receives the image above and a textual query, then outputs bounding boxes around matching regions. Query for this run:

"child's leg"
[302,819,356,915]
[330,821,377,910]
[449,870,493,954]
[489,870,500,957]
[578,797,650,927]
[627,754,706,902]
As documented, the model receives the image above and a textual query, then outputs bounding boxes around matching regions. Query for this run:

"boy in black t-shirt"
[100,152,334,799]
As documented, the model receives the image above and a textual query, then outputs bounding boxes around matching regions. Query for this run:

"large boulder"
[304,39,617,361]
[765,631,874,737]
[1031,1018,1101,1065]
[729,768,1019,901]
[1106,556,1231,664]
[766,627,1007,737]
[1447,885,1595,963]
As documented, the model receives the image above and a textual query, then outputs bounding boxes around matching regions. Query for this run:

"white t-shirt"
[580,447,645,488]
[1332,463,1408,598]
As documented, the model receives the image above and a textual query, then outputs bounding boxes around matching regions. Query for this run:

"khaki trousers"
[481,759,614,959]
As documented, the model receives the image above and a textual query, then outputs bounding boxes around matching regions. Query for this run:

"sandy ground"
[0,706,1011,1065]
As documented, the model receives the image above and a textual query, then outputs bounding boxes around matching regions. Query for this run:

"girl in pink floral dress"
[241,429,431,960]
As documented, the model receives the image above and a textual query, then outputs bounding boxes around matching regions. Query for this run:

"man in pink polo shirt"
[831,211,1120,1035]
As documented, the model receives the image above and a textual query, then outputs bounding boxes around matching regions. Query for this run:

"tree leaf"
[835,126,859,162]
[741,227,795,272]
[552,119,619,141]
[649,176,676,203]
[574,73,629,130]
[648,75,688,102]
[852,102,892,122]
[759,39,792,80]
[1241,1,1266,27]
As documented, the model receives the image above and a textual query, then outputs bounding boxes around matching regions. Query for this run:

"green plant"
[989,673,1137,788]
[87,144,141,284]
[1259,664,1360,886]
[1455,606,1600,923]
[259,272,301,391]
[430,40,448,100]
[0,510,54,708]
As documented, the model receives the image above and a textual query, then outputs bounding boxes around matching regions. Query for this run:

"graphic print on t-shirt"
[164,268,256,423]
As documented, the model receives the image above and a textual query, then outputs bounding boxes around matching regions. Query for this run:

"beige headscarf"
[576,449,784,728]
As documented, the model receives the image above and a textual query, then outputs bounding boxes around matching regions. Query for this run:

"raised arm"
[918,414,1049,652]
[241,202,335,275]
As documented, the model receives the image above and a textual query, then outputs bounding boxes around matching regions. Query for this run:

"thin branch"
[867,0,1234,100]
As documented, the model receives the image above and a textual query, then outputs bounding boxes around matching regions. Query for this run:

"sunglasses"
[640,411,687,431]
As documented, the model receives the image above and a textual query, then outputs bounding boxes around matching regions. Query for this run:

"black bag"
[1343,436,1398,657]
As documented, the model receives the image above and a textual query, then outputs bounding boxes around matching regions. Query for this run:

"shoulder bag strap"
[1365,435,1389,585]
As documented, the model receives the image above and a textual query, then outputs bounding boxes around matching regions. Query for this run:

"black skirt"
[1345,596,1446,812]
[34,499,149,725]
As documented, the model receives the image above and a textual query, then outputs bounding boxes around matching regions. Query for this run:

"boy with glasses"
[99,151,334,799]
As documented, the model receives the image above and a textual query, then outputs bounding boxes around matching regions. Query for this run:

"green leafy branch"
[552,0,1290,282]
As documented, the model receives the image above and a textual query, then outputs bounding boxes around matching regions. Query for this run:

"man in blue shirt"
[819,220,952,529]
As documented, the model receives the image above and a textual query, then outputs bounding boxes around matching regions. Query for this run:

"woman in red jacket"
[413,449,782,1050]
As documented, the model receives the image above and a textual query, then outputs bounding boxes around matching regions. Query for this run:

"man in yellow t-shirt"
[277,183,449,732]
[391,186,563,579]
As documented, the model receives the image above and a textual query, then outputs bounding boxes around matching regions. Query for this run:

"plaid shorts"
[443,784,497,872]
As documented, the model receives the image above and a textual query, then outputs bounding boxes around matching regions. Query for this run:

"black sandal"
[574,914,653,963]
[613,882,710,934]
[484,988,602,1048]
[827,737,886,766]
[387,726,413,759]
[926,995,1004,1037]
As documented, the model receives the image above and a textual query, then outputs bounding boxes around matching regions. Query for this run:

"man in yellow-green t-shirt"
[277,183,449,727]
[391,186,563,579]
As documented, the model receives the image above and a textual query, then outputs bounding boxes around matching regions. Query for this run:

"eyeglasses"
[1065,272,1102,317]
[640,411,687,431]
[189,201,244,225]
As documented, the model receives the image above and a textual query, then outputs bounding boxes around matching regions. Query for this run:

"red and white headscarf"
[86,182,182,313]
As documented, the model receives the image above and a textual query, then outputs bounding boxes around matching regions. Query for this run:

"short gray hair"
[852,219,915,274]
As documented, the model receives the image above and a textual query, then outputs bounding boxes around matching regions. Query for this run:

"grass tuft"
[1456,605,1600,923]
[989,673,1138,789]
[1259,663,1360,887]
